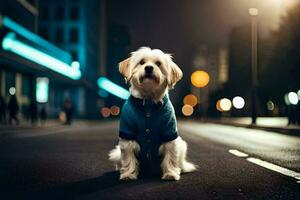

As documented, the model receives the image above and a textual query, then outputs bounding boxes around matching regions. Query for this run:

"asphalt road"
[0,120,299,200]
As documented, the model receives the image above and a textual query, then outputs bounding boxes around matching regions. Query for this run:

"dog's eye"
[155,61,161,67]
[139,59,145,65]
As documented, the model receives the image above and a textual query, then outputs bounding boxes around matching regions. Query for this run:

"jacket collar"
[129,94,169,108]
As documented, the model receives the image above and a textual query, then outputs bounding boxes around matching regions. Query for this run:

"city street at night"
[1,0,300,199]
[0,121,299,200]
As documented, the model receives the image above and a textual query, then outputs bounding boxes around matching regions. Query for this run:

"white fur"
[109,47,196,181]
[109,138,140,180]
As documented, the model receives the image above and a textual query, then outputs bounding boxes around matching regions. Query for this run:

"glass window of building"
[40,5,49,20]
[55,27,63,44]
[21,75,30,97]
[70,6,79,20]
[69,28,78,43]
[55,5,64,20]
[38,26,49,40]
[70,51,78,60]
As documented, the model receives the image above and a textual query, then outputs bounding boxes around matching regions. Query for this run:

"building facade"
[38,0,104,118]
[0,0,103,122]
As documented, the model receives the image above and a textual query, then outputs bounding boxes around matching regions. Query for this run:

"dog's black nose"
[145,66,153,74]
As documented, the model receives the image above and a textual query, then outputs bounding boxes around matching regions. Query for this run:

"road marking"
[228,149,300,183]
[247,157,300,182]
[228,149,249,157]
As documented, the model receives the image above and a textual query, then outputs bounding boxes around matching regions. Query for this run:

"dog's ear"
[168,59,183,89]
[119,58,131,83]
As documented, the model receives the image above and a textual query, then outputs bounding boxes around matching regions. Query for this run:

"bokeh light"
[191,70,210,88]
[216,100,223,112]
[183,94,198,107]
[98,89,109,98]
[101,107,111,118]
[110,105,120,116]
[219,98,232,111]
[182,104,194,116]
[267,100,275,111]
[9,87,16,95]
[232,96,245,109]
[287,92,298,105]
[59,111,66,123]
[249,8,259,16]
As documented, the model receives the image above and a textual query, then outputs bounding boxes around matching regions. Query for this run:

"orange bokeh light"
[110,105,120,116]
[183,94,198,107]
[216,100,223,112]
[191,70,210,88]
[101,107,111,118]
[182,104,194,116]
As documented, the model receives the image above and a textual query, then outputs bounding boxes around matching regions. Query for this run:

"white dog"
[108,47,196,181]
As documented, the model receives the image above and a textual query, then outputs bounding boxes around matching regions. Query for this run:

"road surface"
[0,120,299,200]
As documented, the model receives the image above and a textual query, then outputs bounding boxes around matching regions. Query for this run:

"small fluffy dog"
[108,47,196,181]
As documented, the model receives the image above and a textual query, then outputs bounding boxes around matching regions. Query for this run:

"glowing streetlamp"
[249,7,259,124]
[249,8,259,16]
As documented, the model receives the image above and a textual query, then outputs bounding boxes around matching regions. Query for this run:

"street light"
[249,7,258,124]
[190,70,210,118]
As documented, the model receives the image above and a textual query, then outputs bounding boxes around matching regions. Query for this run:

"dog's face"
[119,47,182,95]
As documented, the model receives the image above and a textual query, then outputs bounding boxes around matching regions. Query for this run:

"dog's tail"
[179,139,197,173]
[108,145,121,162]
[181,160,197,173]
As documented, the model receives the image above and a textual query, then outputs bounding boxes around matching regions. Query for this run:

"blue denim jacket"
[119,94,178,164]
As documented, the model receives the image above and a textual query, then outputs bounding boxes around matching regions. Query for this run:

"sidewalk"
[205,117,300,136]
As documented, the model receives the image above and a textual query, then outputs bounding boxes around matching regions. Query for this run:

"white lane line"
[228,149,300,183]
[228,149,249,157]
[247,157,300,182]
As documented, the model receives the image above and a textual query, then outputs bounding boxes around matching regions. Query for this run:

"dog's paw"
[161,173,180,181]
[120,173,138,180]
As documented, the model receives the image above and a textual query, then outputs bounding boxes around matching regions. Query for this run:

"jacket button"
[145,112,151,118]
[147,153,150,160]
[145,129,150,134]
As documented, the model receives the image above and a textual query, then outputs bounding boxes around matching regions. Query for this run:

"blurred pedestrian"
[40,106,47,125]
[64,99,73,125]
[8,95,19,125]
[0,95,7,124]
[29,101,38,125]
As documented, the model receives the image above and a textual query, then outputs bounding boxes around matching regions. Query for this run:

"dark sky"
[106,0,294,106]
[107,0,286,69]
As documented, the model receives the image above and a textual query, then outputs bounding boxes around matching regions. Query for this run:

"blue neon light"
[2,16,72,63]
[97,77,130,100]
[2,33,81,80]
